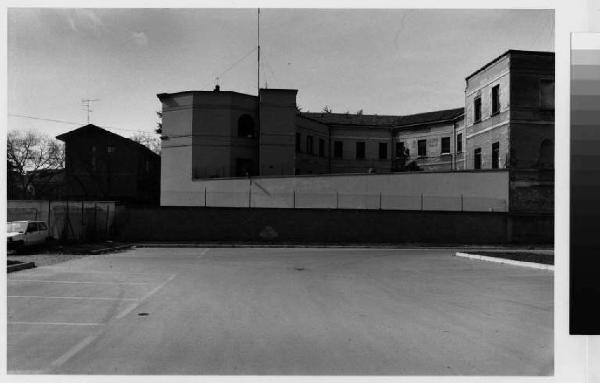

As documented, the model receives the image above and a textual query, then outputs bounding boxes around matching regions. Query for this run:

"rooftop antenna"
[81,98,99,124]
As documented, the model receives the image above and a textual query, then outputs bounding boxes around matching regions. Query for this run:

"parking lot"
[7,247,553,375]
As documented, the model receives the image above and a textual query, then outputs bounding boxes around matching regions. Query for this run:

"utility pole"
[257,8,261,176]
[257,8,261,96]
[81,99,100,124]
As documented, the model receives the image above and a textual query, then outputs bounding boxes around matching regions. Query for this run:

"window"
[441,137,451,154]
[396,142,406,158]
[107,145,116,153]
[237,114,255,138]
[492,142,500,169]
[296,133,301,152]
[474,96,482,123]
[306,135,314,154]
[334,141,343,158]
[39,222,48,230]
[356,142,366,159]
[491,85,500,115]
[418,139,427,157]
[319,138,325,157]
[474,148,482,169]
[456,133,463,153]
[378,143,388,159]
[27,222,38,233]
[540,79,555,109]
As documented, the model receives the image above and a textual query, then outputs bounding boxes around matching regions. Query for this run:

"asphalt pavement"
[7,247,553,375]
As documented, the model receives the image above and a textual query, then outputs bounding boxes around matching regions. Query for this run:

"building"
[465,50,554,170]
[464,50,554,213]
[56,124,161,204]
[158,50,554,210]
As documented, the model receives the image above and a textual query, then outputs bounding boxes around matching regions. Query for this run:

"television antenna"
[81,98,100,124]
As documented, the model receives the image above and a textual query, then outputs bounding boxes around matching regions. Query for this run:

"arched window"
[237,114,255,138]
[538,139,554,169]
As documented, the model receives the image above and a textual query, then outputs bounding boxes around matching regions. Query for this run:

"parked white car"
[7,221,51,251]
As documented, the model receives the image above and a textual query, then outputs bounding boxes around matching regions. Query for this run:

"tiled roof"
[56,124,159,158]
[300,107,463,128]
[395,107,464,128]
[300,112,400,127]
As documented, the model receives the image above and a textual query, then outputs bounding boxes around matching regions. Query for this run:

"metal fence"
[197,190,507,212]
[7,200,118,242]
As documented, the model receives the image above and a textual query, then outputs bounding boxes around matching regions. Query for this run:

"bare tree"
[7,130,65,199]
[129,132,161,154]
[155,111,163,134]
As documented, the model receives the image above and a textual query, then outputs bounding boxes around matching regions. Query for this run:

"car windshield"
[7,222,28,233]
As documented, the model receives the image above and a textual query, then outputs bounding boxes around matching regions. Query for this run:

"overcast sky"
[7,8,554,139]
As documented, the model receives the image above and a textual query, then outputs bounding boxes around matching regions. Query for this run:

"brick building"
[56,124,161,204]
[158,50,553,210]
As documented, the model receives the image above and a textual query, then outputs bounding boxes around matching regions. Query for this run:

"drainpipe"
[453,119,457,170]
[328,126,332,173]
[390,128,395,172]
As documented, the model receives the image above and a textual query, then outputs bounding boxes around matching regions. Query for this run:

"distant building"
[56,124,160,204]
[158,50,554,211]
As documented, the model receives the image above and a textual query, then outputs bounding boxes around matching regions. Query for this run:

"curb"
[132,243,552,250]
[455,252,554,271]
[89,244,133,255]
[7,261,36,273]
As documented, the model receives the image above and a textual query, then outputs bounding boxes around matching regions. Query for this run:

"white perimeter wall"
[161,170,509,212]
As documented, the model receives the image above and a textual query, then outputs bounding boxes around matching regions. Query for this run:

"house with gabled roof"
[56,124,160,204]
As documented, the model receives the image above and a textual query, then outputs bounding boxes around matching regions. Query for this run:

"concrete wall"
[115,206,552,245]
[7,200,117,242]
[509,169,554,214]
[160,170,509,212]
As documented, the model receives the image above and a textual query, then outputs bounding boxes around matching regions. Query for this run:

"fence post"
[248,183,252,208]
[336,191,339,209]
[379,192,382,210]
[461,194,464,212]
[48,199,52,237]
[204,187,207,207]
[94,203,98,240]
[420,194,424,211]
[293,190,296,208]
[81,200,84,242]
[106,204,110,238]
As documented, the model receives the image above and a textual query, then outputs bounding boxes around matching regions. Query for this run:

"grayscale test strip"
[571,32,600,334]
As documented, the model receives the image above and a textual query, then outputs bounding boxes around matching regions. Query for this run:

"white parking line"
[8,370,46,374]
[115,273,177,320]
[8,295,139,301]
[49,335,98,369]
[37,268,170,276]
[8,321,105,326]
[8,279,153,285]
